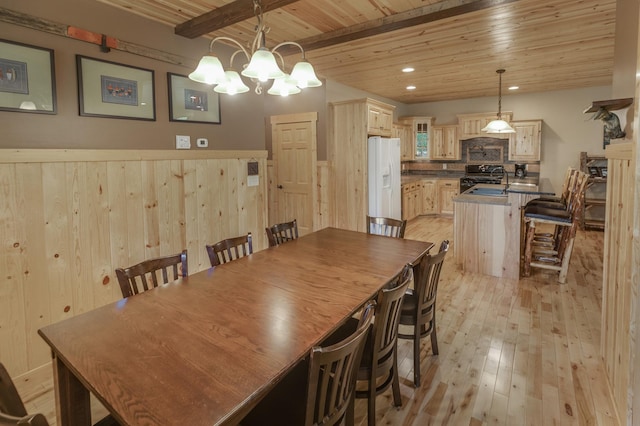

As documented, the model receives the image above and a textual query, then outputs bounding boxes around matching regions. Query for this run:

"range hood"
[583,98,633,113]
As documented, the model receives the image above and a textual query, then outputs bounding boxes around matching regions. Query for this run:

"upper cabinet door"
[367,103,393,136]
[431,125,460,160]
[457,112,513,140]
[509,120,542,162]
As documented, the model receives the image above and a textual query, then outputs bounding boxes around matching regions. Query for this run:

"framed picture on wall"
[77,55,155,120]
[168,72,221,124]
[0,39,57,114]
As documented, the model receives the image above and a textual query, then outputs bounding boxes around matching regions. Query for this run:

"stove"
[460,164,505,193]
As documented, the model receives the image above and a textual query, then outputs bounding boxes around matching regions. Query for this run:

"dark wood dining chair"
[319,264,412,425]
[265,219,298,247]
[366,215,407,238]
[206,233,253,266]
[240,301,376,426]
[398,240,449,387]
[0,362,49,426]
[115,250,188,298]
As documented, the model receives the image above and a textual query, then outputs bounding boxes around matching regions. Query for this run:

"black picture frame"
[0,39,56,114]
[168,72,221,124]
[77,55,155,120]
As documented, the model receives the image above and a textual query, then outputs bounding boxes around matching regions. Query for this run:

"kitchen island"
[453,180,554,279]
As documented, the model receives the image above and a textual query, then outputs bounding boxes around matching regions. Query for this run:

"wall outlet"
[176,135,191,149]
[196,138,208,148]
[442,163,447,169]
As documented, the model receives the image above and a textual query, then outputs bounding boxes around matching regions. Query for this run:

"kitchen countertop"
[401,174,543,186]
[453,178,554,205]
[401,174,462,185]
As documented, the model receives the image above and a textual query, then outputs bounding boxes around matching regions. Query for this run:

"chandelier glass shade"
[482,69,515,134]
[188,0,322,96]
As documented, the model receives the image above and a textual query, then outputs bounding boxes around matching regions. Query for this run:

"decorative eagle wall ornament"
[592,107,625,145]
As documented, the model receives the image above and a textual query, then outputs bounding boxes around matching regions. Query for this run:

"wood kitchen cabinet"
[329,98,396,232]
[437,179,459,215]
[457,112,513,139]
[393,122,414,161]
[402,182,421,221]
[399,116,433,160]
[421,179,437,214]
[508,120,542,161]
[367,101,394,136]
[431,125,460,160]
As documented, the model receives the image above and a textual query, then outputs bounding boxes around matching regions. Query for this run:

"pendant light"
[482,69,515,134]
[188,0,321,96]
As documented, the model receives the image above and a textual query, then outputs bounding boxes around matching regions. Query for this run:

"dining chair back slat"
[398,240,449,387]
[206,233,253,267]
[115,251,188,298]
[266,219,299,247]
[306,301,375,426]
[356,264,412,425]
[366,216,407,238]
[240,301,375,426]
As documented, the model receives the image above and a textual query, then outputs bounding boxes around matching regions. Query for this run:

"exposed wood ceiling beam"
[279,0,522,55]
[175,0,301,39]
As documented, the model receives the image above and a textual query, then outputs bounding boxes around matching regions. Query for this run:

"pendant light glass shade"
[214,71,250,95]
[241,48,285,82]
[482,68,515,134]
[267,75,301,96]
[481,119,515,133]
[290,60,322,88]
[188,55,226,85]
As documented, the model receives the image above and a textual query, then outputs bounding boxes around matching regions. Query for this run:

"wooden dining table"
[38,227,433,426]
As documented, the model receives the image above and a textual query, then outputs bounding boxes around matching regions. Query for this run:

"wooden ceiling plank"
[175,0,302,39]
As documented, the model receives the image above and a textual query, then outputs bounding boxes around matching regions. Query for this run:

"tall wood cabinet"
[329,98,396,232]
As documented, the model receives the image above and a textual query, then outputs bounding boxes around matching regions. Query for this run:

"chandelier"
[482,69,515,134]
[188,0,322,96]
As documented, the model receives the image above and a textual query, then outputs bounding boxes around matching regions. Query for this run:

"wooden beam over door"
[279,0,522,55]
[175,0,301,39]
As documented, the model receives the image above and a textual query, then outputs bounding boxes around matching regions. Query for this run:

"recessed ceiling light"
[406,85,416,90]
[402,67,415,73]
[508,86,519,90]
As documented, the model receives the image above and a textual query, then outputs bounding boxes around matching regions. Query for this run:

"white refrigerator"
[368,136,402,220]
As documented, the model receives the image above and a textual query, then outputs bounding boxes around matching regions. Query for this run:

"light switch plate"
[176,135,191,149]
[196,138,208,148]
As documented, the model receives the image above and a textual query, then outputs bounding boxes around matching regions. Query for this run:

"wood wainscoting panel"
[602,142,635,424]
[0,149,268,379]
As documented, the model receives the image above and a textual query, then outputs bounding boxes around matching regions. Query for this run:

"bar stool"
[525,167,576,210]
[521,170,589,283]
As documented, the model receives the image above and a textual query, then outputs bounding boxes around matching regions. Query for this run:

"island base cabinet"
[453,196,521,279]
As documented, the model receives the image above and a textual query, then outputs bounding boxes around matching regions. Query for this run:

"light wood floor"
[20,216,619,425]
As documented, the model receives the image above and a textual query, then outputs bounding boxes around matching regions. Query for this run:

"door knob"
[277,185,283,189]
